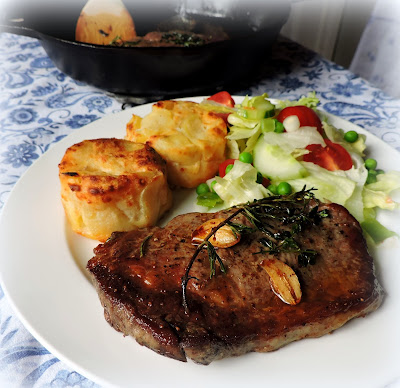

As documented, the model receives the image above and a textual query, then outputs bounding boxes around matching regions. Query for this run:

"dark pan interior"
[1,0,291,99]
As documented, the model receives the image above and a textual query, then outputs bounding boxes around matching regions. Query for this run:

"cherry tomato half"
[219,159,236,177]
[207,91,235,107]
[303,139,353,171]
[277,105,323,135]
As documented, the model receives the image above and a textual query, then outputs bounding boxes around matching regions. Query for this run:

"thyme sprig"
[181,187,328,313]
[181,207,245,313]
[243,189,329,266]
[206,241,226,278]
[257,237,318,266]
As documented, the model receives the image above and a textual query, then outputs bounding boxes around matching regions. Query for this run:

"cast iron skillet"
[0,0,290,100]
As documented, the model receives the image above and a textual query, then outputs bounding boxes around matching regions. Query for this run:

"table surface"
[0,32,399,388]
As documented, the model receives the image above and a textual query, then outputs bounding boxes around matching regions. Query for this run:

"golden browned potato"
[75,0,136,45]
[59,138,172,242]
[126,100,227,188]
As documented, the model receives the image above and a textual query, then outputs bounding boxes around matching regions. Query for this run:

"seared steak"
[87,200,384,365]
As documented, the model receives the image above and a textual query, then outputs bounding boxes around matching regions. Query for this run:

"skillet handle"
[0,19,42,40]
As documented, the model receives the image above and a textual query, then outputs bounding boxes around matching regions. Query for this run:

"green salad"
[195,92,400,245]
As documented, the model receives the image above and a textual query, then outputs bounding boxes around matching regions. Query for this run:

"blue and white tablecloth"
[0,32,399,388]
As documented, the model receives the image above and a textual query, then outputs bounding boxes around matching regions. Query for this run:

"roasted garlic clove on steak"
[260,258,302,305]
[191,218,240,248]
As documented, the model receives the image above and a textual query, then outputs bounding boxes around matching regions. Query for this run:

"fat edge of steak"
[86,203,384,365]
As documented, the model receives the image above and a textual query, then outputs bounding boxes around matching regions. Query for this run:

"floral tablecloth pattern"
[0,32,399,387]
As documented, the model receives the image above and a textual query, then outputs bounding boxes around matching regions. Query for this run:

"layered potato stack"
[59,138,172,242]
[59,100,228,242]
[126,100,228,188]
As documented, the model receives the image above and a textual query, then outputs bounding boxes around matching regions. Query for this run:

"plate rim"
[0,95,399,388]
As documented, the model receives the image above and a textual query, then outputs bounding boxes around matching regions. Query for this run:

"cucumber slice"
[253,136,308,181]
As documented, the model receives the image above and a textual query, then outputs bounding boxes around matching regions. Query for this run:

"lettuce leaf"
[239,93,269,108]
[363,171,400,210]
[285,162,359,207]
[341,153,368,222]
[365,171,400,193]
[273,91,320,110]
[243,126,262,153]
[212,161,270,208]
[262,127,325,155]
[361,217,398,244]
[228,114,260,129]
[323,121,367,157]
[363,188,399,210]
[226,124,260,140]
[226,138,240,159]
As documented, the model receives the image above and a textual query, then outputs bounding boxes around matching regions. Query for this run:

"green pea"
[196,182,210,195]
[239,151,253,164]
[277,182,292,195]
[366,170,377,184]
[225,164,234,175]
[274,119,285,133]
[365,158,377,170]
[210,180,217,192]
[344,130,359,143]
[267,184,278,194]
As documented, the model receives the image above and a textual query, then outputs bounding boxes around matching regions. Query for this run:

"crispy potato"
[75,0,136,45]
[59,138,172,242]
[125,100,227,188]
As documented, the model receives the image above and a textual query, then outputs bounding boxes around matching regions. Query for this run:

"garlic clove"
[260,258,302,305]
[192,218,240,248]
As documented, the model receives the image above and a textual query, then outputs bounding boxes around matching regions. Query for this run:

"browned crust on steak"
[87,203,384,364]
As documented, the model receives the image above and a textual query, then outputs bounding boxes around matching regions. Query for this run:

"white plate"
[1,97,400,388]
